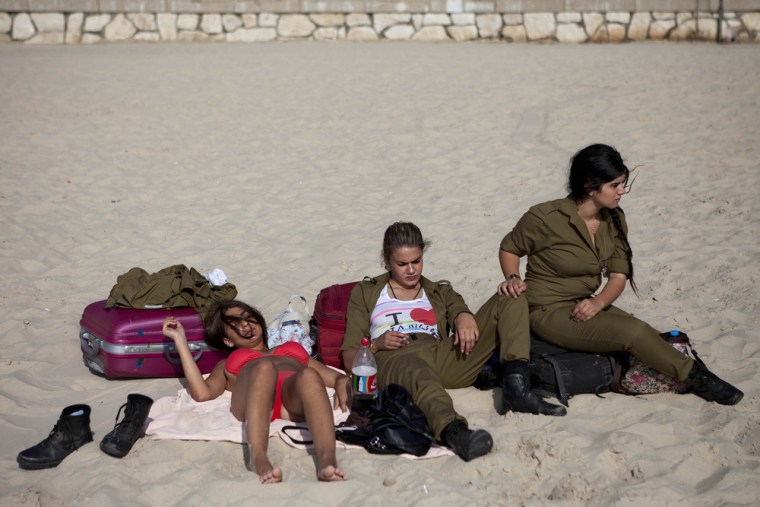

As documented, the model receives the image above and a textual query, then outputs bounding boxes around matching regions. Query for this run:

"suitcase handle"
[80,331,100,358]
[164,343,202,364]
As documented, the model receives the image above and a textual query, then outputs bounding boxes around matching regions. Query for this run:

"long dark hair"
[381,221,430,268]
[568,144,638,295]
[204,300,268,352]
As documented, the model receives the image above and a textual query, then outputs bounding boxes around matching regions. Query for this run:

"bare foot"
[259,466,283,484]
[251,453,283,484]
[318,465,347,482]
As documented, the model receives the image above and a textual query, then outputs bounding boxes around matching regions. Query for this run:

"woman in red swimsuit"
[162,300,349,484]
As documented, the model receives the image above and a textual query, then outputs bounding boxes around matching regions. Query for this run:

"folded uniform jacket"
[105,264,237,321]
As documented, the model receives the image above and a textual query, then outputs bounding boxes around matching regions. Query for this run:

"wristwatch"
[506,273,520,281]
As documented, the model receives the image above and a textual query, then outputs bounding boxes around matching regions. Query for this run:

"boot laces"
[111,403,138,432]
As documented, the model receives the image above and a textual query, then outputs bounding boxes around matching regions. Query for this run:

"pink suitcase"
[79,300,228,379]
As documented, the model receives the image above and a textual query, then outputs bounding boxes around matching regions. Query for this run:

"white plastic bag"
[267,295,314,355]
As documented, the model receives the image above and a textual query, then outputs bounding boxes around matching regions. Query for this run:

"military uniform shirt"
[500,196,631,307]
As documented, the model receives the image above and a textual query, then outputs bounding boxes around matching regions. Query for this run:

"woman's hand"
[497,277,527,298]
[377,330,412,351]
[453,312,479,356]
[571,298,604,322]
[333,374,350,412]
[162,317,187,344]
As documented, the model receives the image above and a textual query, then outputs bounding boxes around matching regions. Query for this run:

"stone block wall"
[1,0,759,43]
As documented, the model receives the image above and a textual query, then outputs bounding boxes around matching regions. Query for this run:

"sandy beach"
[1,41,759,506]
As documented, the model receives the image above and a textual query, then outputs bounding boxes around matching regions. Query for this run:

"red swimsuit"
[225,342,311,421]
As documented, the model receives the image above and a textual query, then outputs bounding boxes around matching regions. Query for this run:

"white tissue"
[203,268,228,286]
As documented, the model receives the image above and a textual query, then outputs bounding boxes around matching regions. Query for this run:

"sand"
[1,41,758,506]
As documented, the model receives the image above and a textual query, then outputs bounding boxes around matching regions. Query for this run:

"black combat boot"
[500,361,567,416]
[100,394,154,458]
[441,419,493,462]
[683,361,743,406]
[17,404,93,470]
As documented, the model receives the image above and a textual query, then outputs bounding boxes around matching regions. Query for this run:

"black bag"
[530,336,618,407]
[335,384,435,457]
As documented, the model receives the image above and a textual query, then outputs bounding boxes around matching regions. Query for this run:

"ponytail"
[608,208,638,296]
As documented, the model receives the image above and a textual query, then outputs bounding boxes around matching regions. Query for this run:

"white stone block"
[346,14,370,27]
[742,13,760,31]
[226,27,277,42]
[451,13,475,26]
[157,13,177,41]
[241,14,256,28]
[222,14,243,32]
[12,13,35,41]
[310,14,345,27]
[28,32,64,44]
[413,25,449,40]
[374,14,411,34]
[557,12,581,23]
[84,14,110,33]
[446,0,463,13]
[66,12,83,44]
[384,24,414,40]
[313,27,339,40]
[134,32,160,41]
[606,12,630,24]
[447,24,477,41]
[524,12,555,41]
[650,19,675,40]
[676,13,692,24]
[502,14,521,25]
[476,13,501,38]
[557,23,586,43]
[423,14,451,26]
[278,15,315,38]
[127,13,156,32]
[346,26,378,40]
[201,14,223,34]
[177,14,198,31]
[104,14,137,41]
[258,13,278,28]
[501,24,526,42]
[0,13,11,34]
[652,12,675,21]
[607,23,625,42]
[178,31,223,42]
[628,12,650,41]
[31,13,64,33]
[412,14,423,31]
[81,33,101,44]
[583,12,603,38]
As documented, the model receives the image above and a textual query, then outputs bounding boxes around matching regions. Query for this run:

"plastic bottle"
[351,337,378,415]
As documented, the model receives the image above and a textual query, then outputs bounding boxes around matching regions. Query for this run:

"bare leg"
[230,360,282,484]
[281,368,347,482]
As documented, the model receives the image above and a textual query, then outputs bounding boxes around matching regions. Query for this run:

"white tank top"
[369,285,440,340]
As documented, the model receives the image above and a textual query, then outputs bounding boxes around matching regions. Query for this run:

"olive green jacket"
[500,197,631,307]
[340,272,472,353]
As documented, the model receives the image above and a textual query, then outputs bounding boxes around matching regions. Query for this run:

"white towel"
[145,386,453,459]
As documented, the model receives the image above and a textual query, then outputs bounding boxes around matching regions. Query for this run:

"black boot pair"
[500,361,567,417]
[683,361,743,405]
[441,419,493,462]
[17,394,153,470]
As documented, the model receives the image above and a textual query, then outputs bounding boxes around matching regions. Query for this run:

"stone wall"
[1,0,759,43]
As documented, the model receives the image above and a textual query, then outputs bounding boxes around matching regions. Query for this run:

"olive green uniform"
[341,272,528,438]
[501,197,693,381]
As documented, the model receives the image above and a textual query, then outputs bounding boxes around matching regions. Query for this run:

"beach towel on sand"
[145,385,453,460]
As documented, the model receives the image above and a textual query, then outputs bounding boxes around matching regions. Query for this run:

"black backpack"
[335,384,435,457]
[473,336,620,407]
[529,336,620,406]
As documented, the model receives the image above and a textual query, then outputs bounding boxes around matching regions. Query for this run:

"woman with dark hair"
[162,300,349,483]
[341,221,534,462]
[496,143,742,406]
